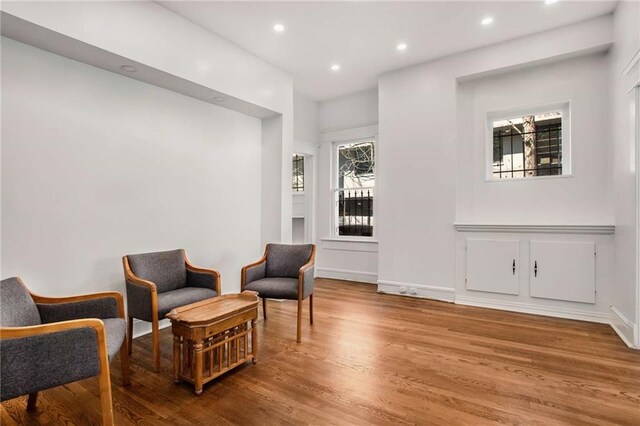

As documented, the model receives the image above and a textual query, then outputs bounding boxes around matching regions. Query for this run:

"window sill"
[321,237,379,244]
[484,173,573,183]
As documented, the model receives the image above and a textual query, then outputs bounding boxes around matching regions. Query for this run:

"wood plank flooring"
[2,278,640,425]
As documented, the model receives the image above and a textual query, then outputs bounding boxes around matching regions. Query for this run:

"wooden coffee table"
[165,291,259,395]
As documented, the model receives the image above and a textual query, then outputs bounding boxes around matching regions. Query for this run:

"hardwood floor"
[2,278,640,425]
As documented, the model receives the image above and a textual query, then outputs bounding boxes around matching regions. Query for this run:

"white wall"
[294,91,319,145]
[292,91,319,245]
[377,15,613,299]
[610,0,640,347]
[316,90,379,283]
[1,0,295,248]
[262,115,285,247]
[318,88,378,133]
[457,53,612,225]
[1,39,261,299]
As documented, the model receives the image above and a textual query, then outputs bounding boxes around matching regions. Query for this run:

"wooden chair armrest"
[30,292,126,319]
[0,318,106,339]
[183,251,221,294]
[241,250,268,290]
[298,245,317,295]
[298,245,317,279]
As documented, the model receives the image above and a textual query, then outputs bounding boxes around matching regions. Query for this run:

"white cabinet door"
[466,239,520,295]
[530,241,596,304]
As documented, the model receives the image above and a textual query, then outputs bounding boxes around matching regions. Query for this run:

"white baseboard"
[377,280,455,302]
[316,267,378,284]
[610,305,637,348]
[455,295,610,324]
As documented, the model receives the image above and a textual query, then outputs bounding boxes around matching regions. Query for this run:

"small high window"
[488,103,570,180]
[292,154,304,192]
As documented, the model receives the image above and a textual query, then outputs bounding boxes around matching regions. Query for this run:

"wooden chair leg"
[309,294,313,325]
[262,298,267,321]
[296,298,302,343]
[127,317,133,356]
[98,360,114,426]
[26,392,38,412]
[120,338,131,386]
[152,317,160,372]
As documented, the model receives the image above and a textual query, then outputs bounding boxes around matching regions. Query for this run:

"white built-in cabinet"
[529,241,596,303]
[466,239,520,295]
[465,238,596,304]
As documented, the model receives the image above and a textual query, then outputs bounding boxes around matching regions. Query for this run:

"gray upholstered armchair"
[123,249,220,371]
[241,244,316,343]
[0,277,129,426]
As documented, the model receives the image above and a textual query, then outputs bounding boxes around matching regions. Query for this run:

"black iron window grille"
[492,115,562,179]
[337,189,373,237]
[292,154,304,192]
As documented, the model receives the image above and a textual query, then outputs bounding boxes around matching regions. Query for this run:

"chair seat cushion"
[103,318,126,363]
[245,278,299,300]
[157,287,218,318]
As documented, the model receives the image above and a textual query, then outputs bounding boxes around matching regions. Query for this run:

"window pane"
[492,112,562,179]
[292,154,304,192]
[337,141,375,189]
[337,188,374,237]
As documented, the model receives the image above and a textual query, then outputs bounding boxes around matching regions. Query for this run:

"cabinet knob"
[534,260,538,277]
[512,259,516,275]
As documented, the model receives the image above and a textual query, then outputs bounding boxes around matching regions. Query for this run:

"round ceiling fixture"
[120,65,137,73]
[273,23,285,32]
[481,16,494,26]
[330,64,341,72]
[397,43,408,51]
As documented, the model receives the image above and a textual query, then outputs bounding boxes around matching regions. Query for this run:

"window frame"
[331,136,376,239]
[292,153,305,193]
[485,101,572,182]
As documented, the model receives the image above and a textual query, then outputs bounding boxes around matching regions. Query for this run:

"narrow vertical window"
[292,154,304,192]
[334,139,375,237]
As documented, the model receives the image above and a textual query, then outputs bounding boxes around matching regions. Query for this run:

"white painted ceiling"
[159,1,617,101]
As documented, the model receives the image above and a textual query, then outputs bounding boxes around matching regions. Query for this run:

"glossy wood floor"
[2,279,640,425]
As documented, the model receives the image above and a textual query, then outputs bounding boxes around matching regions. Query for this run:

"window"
[488,103,570,180]
[292,154,304,192]
[334,139,375,237]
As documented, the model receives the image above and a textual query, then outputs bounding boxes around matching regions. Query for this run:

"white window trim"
[331,136,376,239]
[485,100,572,182]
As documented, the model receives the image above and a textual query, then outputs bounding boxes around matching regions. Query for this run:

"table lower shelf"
[172,320,257,395]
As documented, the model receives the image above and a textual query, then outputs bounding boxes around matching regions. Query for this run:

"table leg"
[251,318,258,364]
[194,341,204,395]
[172,335,180,384]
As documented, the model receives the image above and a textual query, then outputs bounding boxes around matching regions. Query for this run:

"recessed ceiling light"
[212,97,225,103]
[330,64,341,72]
[120,65,137,73]
[396,43,408,51]
[481,16,494,26]
[273,23,285,32]
[544,0,559,4]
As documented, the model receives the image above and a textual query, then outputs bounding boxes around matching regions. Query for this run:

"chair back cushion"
[0,277,41,327]
[127,249,187,293]
[265,244,313,279]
